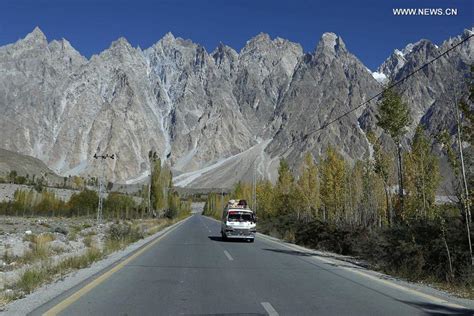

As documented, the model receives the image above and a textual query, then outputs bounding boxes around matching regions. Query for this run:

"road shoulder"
[2,215,192,316]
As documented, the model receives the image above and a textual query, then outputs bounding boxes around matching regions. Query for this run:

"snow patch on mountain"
[371,71,388,83]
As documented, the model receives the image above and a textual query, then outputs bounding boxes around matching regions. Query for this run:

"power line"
[284,33,473,149]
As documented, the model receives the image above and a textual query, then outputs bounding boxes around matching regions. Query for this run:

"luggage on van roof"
[227,199,248,208]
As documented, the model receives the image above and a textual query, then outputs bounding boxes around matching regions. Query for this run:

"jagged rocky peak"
[154,32,200,50]
[47,39,87,69]
[242,32,302,55]
[48,38,85,56]
[212,42,238,61]
[146,32,206,63]
[23,26,48,46]
[377,39,438,80]
[161,32,176,42]
[111,36,132,48]
[409,39,438,55]
[94,36,147,67]
[441,28,471,47]
[107,37,137,56]
[211,42,238,75]
[315,32,347,56]
[48,38,74,51]
[244,32,272,48]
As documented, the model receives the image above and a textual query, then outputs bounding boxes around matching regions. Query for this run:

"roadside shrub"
[262,213,473,286]
[107,223,143,243]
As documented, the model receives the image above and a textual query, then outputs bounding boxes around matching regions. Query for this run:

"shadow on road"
[208,236,252,243]
[183,313,267,316]
[397,300,474,315]
[262,248,369,269]
[263,248,314,256]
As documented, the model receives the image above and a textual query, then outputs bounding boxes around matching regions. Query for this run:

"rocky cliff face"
[266,33,381,165]
[0,27,472,187]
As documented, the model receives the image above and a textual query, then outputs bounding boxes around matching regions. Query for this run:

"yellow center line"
[43,217,190,316]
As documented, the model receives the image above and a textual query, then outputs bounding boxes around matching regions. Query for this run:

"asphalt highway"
[32,213,473,316]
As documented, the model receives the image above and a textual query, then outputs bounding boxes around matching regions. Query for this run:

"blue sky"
[0,0,471,69]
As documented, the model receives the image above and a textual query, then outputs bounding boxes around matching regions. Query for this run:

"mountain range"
[0,27,472,188]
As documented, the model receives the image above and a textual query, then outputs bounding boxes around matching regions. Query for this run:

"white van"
[220,200,257,242]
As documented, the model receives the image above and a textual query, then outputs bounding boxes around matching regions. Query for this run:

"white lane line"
[223,250,233,261]
[261,302,279,316]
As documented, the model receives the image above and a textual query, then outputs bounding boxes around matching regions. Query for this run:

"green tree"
[404,125,441,220]
[8,170,17,184]
[104,192,136,219]
[68,189,99,217]
[377,88,412,220]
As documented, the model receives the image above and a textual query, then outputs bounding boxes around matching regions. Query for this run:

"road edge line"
[256,233,468,310]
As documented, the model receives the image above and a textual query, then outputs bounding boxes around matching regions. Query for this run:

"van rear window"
[228,212,253,222]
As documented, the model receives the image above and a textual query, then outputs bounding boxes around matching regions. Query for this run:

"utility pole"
[221,188,224,211]
[93,150,116,225]
[453,89,473,266]
[148,174,152,217]
[252,160,257,215]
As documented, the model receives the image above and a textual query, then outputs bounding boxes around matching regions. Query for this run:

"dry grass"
[83,235,93,248]
[2,215,190,306]
[144,219,171,236]
[16,247,103,294]
[2,249,15,265]
[19,233,55,265]
[0,292,15,311]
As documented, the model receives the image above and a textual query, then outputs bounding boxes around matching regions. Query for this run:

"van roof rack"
[227,199,248,208]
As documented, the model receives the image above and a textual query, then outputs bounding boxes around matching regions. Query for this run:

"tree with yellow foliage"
[404,125,440,219]
[296,152,319,222]
[320,146,346,223]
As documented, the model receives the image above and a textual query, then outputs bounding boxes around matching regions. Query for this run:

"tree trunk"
[440,221,454,281]
[384,182,393,226]
[397,143,404,220]
[421,157,427,218]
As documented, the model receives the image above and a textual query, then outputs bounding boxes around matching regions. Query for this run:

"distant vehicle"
[220,199,257,242]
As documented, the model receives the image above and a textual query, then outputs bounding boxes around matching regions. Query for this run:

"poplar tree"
[297,153,320,221]
[275,159,295,215]
[151,157,164,212]
[320,147,346,223]
[377,88,411,220]
[403,125,440,219]
[367,131,394,225]
[256,180,275,219]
